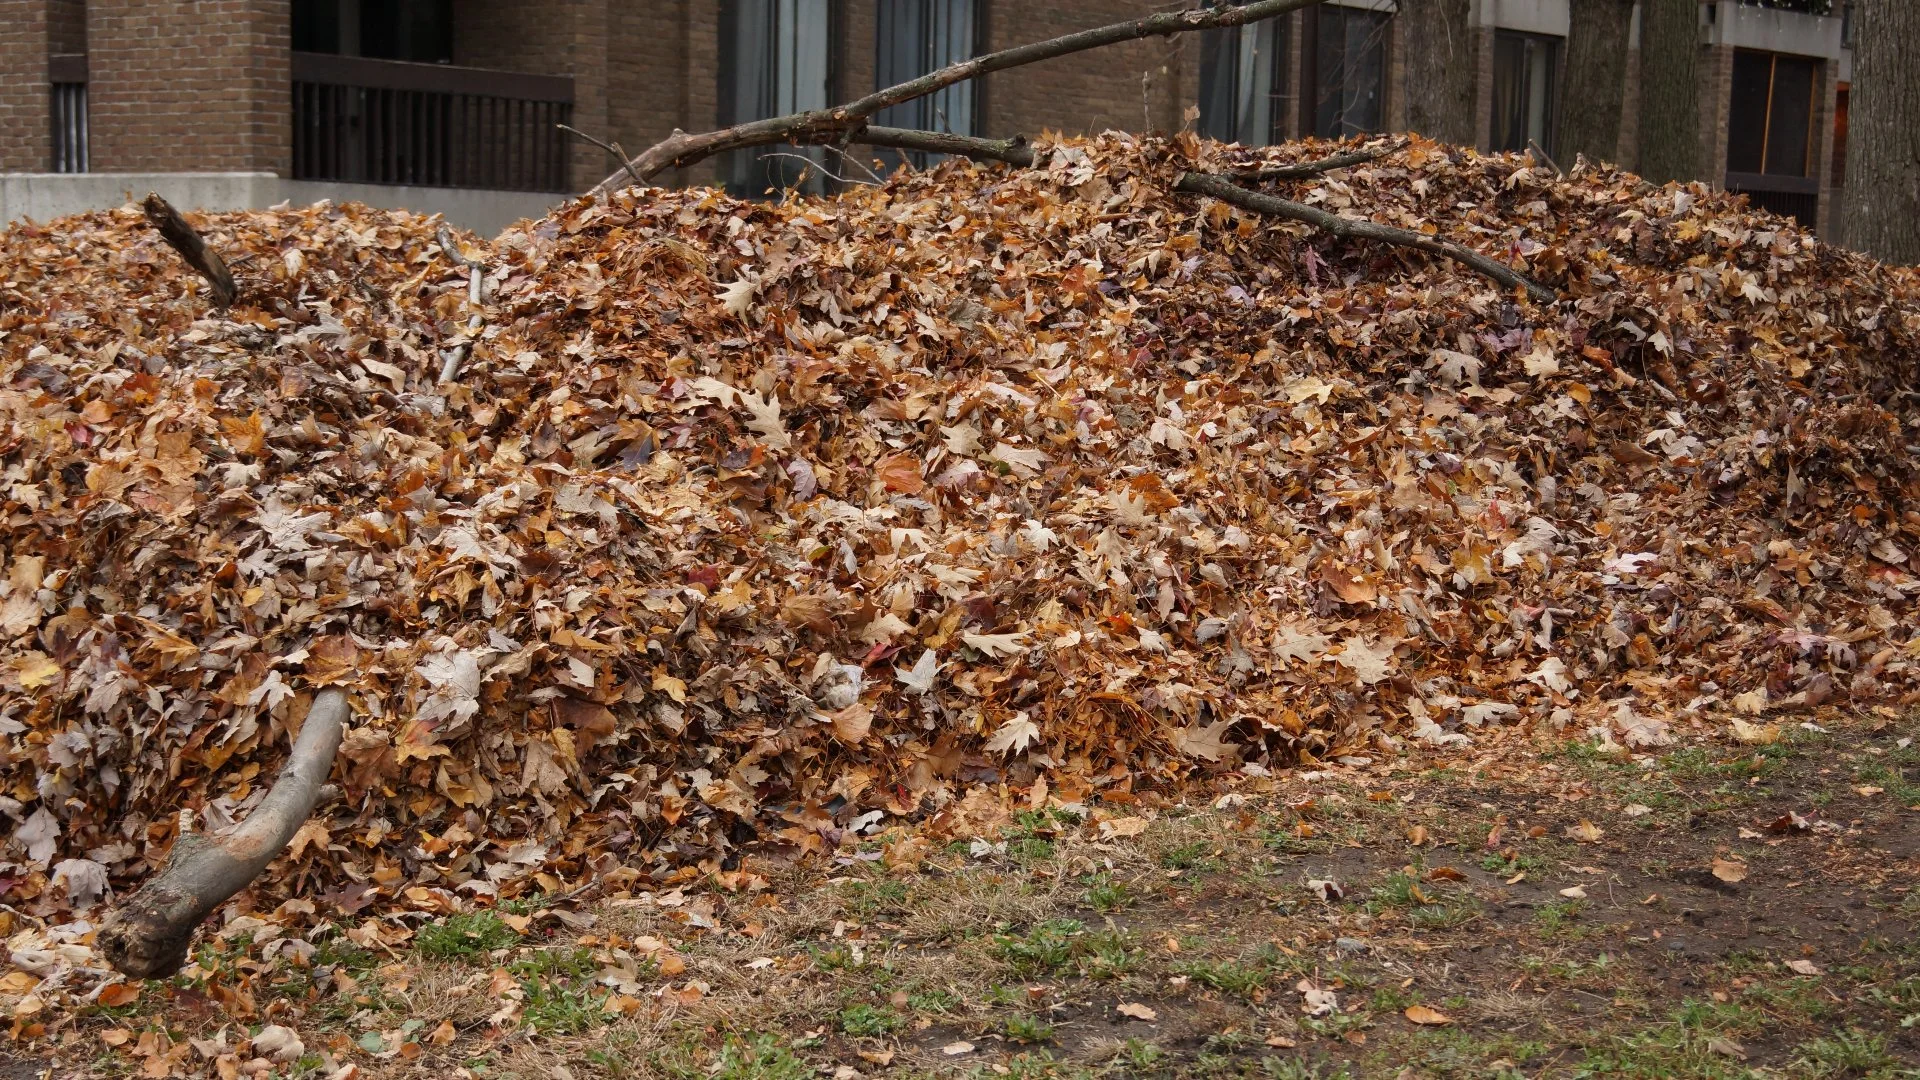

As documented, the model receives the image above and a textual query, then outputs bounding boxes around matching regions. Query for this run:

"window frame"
[1299,3,1390,140]
[1489,29,1560,156]
[1198,13,1289,146]
[873,0,981,168]
[717,0,840,195]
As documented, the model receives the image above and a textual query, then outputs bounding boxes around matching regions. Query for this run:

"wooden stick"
[1228,139,1405,181]
[1174,171,1556,303]
[141,193,237,308]
[99,688,349,978]
[590,0,1325,194]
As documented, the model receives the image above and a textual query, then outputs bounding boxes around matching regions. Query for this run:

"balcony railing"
[291,52,573,193]
[49,53,88,173]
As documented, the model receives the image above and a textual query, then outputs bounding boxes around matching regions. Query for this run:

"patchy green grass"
[415,909,520,959]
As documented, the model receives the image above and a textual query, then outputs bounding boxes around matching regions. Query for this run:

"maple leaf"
[1331,637,1396,685]
[1429,348,1481,386]
[894,649,939,694]
[983,713,1040,755]
[1271,626,1329,664]
[940,423,983,455]
[987,443,1048,475]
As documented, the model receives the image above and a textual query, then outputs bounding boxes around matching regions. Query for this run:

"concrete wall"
[0,172,559,237]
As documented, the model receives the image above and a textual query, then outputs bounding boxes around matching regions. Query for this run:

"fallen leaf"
[1566,820,1605,843]
[1115,1002,1158,1021]
[1404,1004,1452,1026]
[1710,857,1749,884]
[941,1041,975,1055]
[1786,959,1822,976]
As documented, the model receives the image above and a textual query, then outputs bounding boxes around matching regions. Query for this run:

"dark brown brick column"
[87,0,289,173]
[0,1,53,171]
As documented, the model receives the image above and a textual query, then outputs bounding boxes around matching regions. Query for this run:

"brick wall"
[47,0,84,54]
[0,1,52,172]
[452,1,608,192]
[981,1,1194,141]
[88,0,289,173]
[1698,42,1733,185]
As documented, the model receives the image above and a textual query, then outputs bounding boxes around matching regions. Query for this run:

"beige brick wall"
[0,1,52,172]
[1699,41,1733,185]
[88,0,289,173]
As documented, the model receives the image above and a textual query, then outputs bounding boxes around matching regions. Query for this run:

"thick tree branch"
[99,688,349,979]
[861,127,1036,167]
[142,193,237,308]
[591,0,1325,194]
[1174,171,1558,303]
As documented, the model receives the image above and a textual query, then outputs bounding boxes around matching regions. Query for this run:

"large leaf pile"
[2,132,1917,916]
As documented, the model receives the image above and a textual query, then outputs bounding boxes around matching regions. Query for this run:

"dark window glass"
[720,0,834,195]
[291,0,450,63]
[1727,49,1818,178]
[1727,50,1772,173]
[875,0,977,168]
[1490,31,1559,154]
[1199,14,1288,145]
[1311,6,1387,138]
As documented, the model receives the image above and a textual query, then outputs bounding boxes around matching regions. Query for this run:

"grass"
[1792,1030,1896,1077]
[837,1003,902,1036]
[992,919,1084,977]
[415,910,520,959]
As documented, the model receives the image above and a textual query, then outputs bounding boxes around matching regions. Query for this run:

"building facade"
[0,0,1857,238]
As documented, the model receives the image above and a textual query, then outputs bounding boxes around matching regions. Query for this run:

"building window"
[720,0,834,195]
[1832,82,1849,187]
[1726,49,1821,227]
[1491,31,1558,155]
[1303,5,1389,139]
[874,0,977,167]
[1199,14,1287,145]
[292,0,453,63]
[49,53,88,173]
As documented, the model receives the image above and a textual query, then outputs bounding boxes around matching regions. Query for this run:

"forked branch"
[100,688,349,978]
[590,0,1325,193]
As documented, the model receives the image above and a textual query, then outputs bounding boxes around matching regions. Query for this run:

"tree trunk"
[1637,0,1700,184]
[1558,0,1638,166]
[1399,0,1478,146]
[1840,0,1920,263]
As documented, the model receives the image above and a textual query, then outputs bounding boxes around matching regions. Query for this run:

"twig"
[589,0,1327,194]
[99,688,349,978]
[1528,139,1566,178]
[861,127,1036,167]
[433,223,488,383]
[1230,138,1406,181]
[819,144,886,185]
[761,151,880,187]
[559,123,644,190]
[142,193,238,308]
[1174,171,1557,303]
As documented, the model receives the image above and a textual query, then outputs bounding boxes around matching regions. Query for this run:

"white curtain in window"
[724,0,833,194]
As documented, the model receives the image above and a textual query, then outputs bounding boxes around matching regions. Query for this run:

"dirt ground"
[7,710,1918,1079]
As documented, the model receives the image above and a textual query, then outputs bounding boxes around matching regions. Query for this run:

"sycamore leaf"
[1522,343,1559,377]
[1271,626,1329,665]
[940,423,983,456]
[987,443,1048,475]
[983,713,1040,755]
[1404,1004,1453,1026]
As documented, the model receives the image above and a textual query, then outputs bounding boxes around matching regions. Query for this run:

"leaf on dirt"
[1558,885,1587,899]
[1730,719,1780,745]
[1710,857,1749,884]
[1098,816,1151,839]
[1116,1002,1158,1021]
[1621,803,1653,818]
[1403,1004,1453,1026]
[1613,702,1673,748]
[941,1042,976,1056]
[1566,820,1605,843]
[1707,1037,1748,1060]
[1785,959,1821,976]
[1307,878,1344,902]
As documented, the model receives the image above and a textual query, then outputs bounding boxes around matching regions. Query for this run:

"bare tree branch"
[1174,171,1557,303]
[590,0,1326,194]
[142,193,237,308]
[559,124,644,190]
[861,127,1037,167]
[99,688,350,978]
